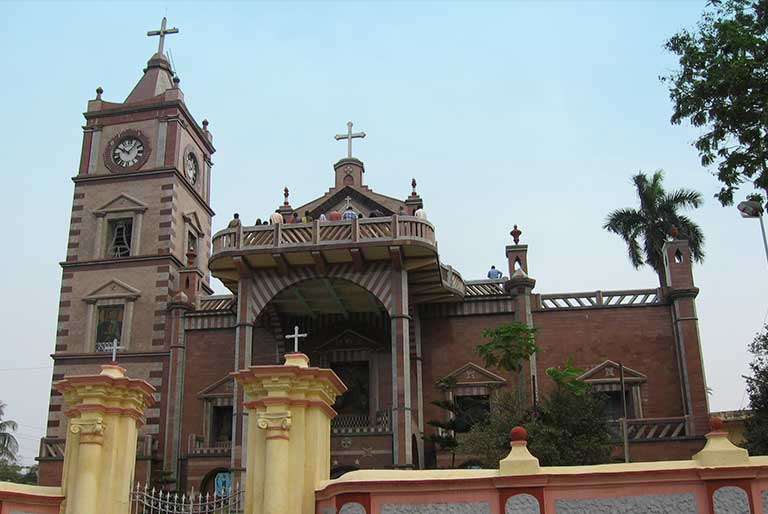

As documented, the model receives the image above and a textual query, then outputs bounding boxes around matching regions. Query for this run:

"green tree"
[744,324,768,455]
[0,463,38,485]
[0,402,19,464]
[424,377,491,468]
[457,390,523,468]
[476,323,538,411]
[663,0,768,205]
[603,170,705,287]
[525,362,613,466]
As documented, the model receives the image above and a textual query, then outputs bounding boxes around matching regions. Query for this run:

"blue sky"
[1,1,767,466]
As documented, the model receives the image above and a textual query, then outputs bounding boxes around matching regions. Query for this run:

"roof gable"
[198,375,235,398]
[317,329,383,352]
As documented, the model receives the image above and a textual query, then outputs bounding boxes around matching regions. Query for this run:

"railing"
[332,410,391,434]
[465,279,507,297]
[132,483,243,514]
[212,215,437,254]
[538,289,660,310]
[440,264,466,296]
[187,434,232,455]
[608,417,688,441]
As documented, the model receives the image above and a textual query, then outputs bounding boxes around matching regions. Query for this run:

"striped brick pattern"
[419,298,515,319]
[184,313,236,331]
[157,182,177,256]
[247,262,393,318]
[152,264,172,346]
[66,188,85,262]
[55,272,75,353]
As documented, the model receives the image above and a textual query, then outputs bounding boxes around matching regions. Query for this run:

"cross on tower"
[108,338,124,363]
[284,325,308,353]
[335,121,366,159]
[147,17,179,55]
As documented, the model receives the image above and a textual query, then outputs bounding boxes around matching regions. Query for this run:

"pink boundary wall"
[317,468,768,514]
[0,483,64,514]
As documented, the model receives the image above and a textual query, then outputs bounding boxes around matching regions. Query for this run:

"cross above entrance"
[334,121,366,159]
[147,17,180,55]
[108,338,124,363]
[285,325,308,353]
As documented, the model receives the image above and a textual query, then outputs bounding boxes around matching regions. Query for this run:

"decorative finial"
[510,225,522,245]
[95,86,103,100]
[202,119,209,131]
[510,426,527,442]
[411,178,417,194]
[670,225,679,239]
[186,248,197,267]
[710,416,724,432]
[172,76,180,88]
[283,187,290,205]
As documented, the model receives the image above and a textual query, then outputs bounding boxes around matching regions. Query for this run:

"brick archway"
[245,262,393,319]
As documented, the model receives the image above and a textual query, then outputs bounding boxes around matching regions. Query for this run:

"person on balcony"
[328,210,342,221]
[414,207,427,220]
[269,210,283,224]
[291,212,300,224]
[369,209,384,217]
[228,213,241,228]
[319,213,327,221]
[301,210,313,223]
[342,206,358,220]
[487,265,503,279]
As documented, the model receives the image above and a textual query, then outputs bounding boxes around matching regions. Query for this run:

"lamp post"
[737,199,768,267]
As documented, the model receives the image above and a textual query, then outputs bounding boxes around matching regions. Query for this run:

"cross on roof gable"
[307,186,396,218]
[440,362,507,386]
[578,360,647,383]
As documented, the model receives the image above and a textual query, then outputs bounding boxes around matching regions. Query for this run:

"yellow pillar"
[55,364,155,514]
[233,352,346,514]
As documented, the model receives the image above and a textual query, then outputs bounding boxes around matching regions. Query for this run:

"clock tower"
[40,19,215,487]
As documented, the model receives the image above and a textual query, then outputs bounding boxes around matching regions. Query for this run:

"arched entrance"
[256,277,395,469]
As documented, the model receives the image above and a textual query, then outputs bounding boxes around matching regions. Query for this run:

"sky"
[1,1,767,467]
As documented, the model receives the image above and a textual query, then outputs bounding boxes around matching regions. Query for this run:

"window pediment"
[578,360,647,384]
[198,376,235,398]
[316,329,383,352]
[440,362,506,387]
[84,279,141,302]
[94,193,148,216]
[183,211,204,235]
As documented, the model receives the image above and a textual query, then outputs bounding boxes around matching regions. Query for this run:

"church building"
[38,21,711,492]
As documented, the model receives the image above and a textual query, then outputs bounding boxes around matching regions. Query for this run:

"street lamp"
[737,199,768,267]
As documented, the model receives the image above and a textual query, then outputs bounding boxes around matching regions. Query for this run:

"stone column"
[505,268,538,406]
[56,364,155,514]
[233,352,346,514]
[389,260,412,468]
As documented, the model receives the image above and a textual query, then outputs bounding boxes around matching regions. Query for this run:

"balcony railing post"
[237,226,243,249]
[596,290,604,304]
[312,219,320,244]
[392,214,399,238]
[352,218,359,242]
[274,223,281,248]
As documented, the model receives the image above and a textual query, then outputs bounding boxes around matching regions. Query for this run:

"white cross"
[334,121,366,158]
[147,17,180,55]
[344,196,353,208]
[108,338,124,362]
[284,325,308,353]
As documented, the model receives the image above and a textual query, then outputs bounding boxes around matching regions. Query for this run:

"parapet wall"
[316,426,768,514]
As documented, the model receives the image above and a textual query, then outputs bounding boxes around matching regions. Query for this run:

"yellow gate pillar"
[55,364,155,514]
[233,352,346,514]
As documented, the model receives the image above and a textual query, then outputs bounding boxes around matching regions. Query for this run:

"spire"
[124,18,179,104]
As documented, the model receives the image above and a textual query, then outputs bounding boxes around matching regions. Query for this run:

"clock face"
[185,152,198,184]
[112,137,145,168]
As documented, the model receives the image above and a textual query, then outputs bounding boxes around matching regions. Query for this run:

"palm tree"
[0,401,19,464]
[604,170,704,287]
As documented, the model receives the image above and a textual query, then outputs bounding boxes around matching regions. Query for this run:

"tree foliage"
[603,170,704,286]
[458,360,613,468]
[0,463,37,485]
[477,323,538,409]
[663,0,768,204]
[745,324,768,455]
[0,402,19,464]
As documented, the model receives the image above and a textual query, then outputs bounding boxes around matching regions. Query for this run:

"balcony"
[210,216,465,303]
[332,410,391,435]
[187,434,232,456]
[608,417,690,442]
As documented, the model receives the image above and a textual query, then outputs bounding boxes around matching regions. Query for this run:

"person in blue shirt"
[342,206,358,220]
[487,265,503,279]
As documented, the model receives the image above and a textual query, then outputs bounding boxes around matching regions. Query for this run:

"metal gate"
[131,483,243,513]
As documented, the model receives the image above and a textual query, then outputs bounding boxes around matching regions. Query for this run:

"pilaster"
[390,264,412,468]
